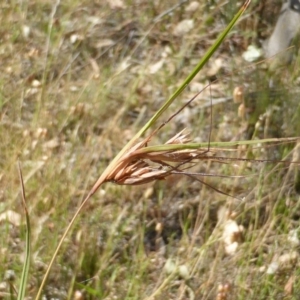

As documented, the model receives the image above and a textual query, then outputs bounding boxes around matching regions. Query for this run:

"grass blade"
[136,0,251,137]
[17,162,31,300]
[91,0,252,194]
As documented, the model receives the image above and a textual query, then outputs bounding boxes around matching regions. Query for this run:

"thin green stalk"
[136,0,251,137]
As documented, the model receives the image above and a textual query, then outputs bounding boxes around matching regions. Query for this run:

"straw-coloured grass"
[4,0,300,299]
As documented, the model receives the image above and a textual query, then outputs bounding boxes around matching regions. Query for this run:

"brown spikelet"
[103,130,213,185]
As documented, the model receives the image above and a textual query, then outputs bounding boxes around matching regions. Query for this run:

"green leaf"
[75,282,103,298]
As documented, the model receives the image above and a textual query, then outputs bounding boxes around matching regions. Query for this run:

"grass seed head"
[104,130,210,185]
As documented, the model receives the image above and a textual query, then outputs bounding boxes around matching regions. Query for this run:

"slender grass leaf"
[17,162,31,300]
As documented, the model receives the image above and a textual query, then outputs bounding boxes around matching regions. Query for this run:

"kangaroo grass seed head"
[103,130,214,185]
[101,127,300,187]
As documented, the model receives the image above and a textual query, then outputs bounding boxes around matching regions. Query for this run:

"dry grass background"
[1,0,300,299]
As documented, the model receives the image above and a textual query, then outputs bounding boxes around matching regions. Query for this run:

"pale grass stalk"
[143,272,177,300]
